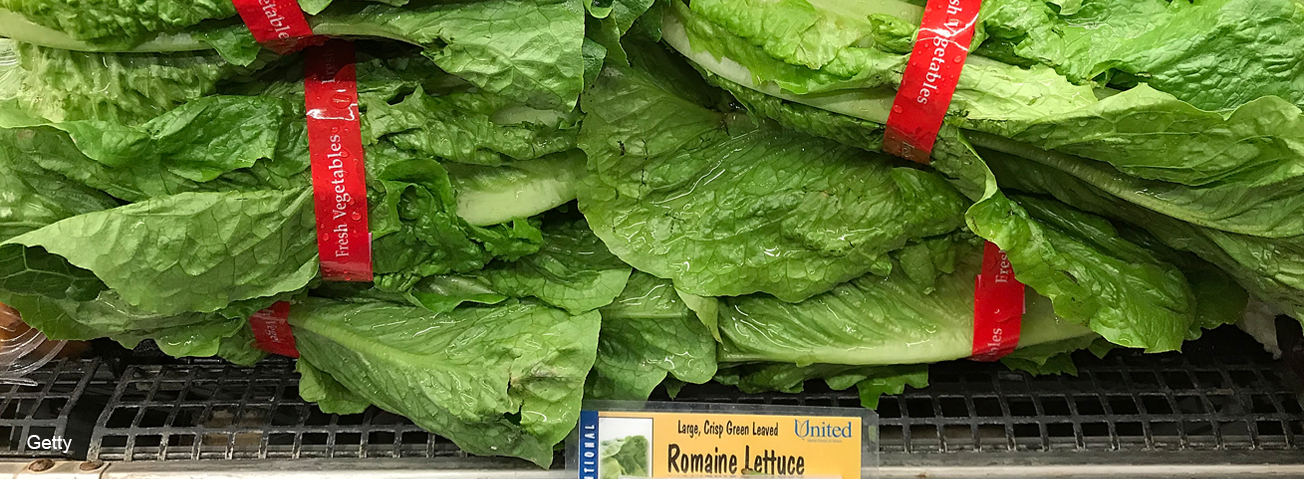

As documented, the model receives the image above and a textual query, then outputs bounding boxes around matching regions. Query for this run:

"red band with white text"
[880,0,1024,360]
[249,301,299,358]
[247,41,370,356]
[230,0,320,54]
[883,0,983,164]
[306,39,373,282]
[970,242,1025,361]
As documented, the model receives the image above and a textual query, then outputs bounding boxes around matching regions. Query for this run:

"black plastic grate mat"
[0,358,109,459]
[87,360,465,461]
[19,326,1296,463]
[693,351,1304,454]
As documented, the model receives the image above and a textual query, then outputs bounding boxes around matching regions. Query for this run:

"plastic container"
[0,303,80,387]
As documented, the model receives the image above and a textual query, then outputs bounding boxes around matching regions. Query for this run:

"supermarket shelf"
[0,326,1299,474]
[82,326,1304,464]
[3,456,1304,479]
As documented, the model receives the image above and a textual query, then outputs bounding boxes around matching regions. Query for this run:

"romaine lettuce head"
[0,44,595,351]
[578,41,1243,352]
[660,0,1302,326]
[0,0,590,109]
[578,41,969,302]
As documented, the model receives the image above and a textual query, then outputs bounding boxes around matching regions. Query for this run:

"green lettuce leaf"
[477,214,631,314]
[717,234,1095,365]
[985,147,1297,322]
[1001,353,1078,376]
[358,211,629,313]
[1,188,318,316]
[128,315,242,359]
[666,0,1096,122]
[0,285,265,365]
[665,0,1304,245]
[588,272,717,401]
[6,42,255,124]
[0,128,120,241]
[981,0,1304,111]
[310,0,587,110]
[685,0,920,73]
[367,150,545,291]
[363,85,581,166]
[584,0,656,65]
[289,297,600,467]
[997,335,1102,377]
[666,13,1256,345]
[974,193,1195,352]
[931,134,1202,352]
[47,95,293,182]
[964,119,1304,240]
[1,0,589,109]
[297,360,372,415]
[0,1,237,50]
[0,114,308,203]
[2,51,576,295]
[970,88,1304,194]
[854,365,928,409]
[447,151,588,227]
[397,276,510,314]
[675,288,719,342]
[215,324,267,366]
[578,42,967,301]
[674,0,1304,113]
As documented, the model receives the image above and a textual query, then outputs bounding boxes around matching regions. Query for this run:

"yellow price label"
[577,408,865,479]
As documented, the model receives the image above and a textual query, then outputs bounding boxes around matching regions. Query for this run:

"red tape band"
[883,0,983,164]
[230,0,319,54]
[882,0,1024,360]
[249,301,299,358]
[306,39,373,282]
[971,241,1025,361]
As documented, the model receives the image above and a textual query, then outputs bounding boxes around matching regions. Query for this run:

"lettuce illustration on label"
[601,434,650,479]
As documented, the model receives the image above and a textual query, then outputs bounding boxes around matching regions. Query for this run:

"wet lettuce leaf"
[0,188,318,316]
[985,147,1296,322]
[1,0,589,109]
[0,128,120,241]
[671,0,1304,112]
[578,42,967,301]
[664,1,1277,338]
[588,272,718,401]
[717,234,1096,365]
[584,0,657,66]
[4,41,258,125]
[0,0,238,49]
[0,45,597,317]
[979,0,1304,111]
[290,297,599,467]
[932,134,1211,352]
[448,152,588,227]
[0,284,268,365]
[297,360,372,415]
[476,214,632,315]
